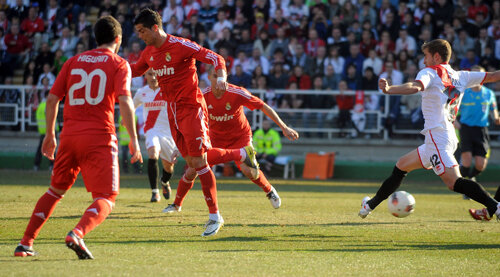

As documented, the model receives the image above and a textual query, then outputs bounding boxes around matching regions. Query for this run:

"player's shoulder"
[167,34,201,51]
[202,86,212,96]
[226,84,252,99]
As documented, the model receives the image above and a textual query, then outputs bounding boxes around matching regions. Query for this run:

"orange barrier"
[302,152,335,180]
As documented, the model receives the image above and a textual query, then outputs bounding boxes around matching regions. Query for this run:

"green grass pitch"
[0,170,499,276]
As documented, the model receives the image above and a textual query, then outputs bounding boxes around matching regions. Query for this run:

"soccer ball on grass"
[387,191,415,218]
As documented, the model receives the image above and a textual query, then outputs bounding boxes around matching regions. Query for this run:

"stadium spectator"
[474,27,495,57]
[324,46,344,80]
[344,63,362,90]
[268,62,289,89]
[363,48,383,76]
[162,0,183,25]
[198,0,217,30]
[335,79,354,137]
[359,1,377,26]
[326,27,348,56]
[232,12,250,41]
[183,13,205,40]
[212,9,233,39]
[395,28,417,57]
[52,48,67,75]
[379,61,403,136]
[288,0,308,27]
[165,15,182,36]
[218,46,234,73]
[288,65,311,90]
[253,29,273,59]
[98,0,117,18]
[23,59,35,83]
[76,28,96,53]
[4,23,31,69]
[268,27,289,58]
[323,64,339,90]
[234,28,253,56]
[359,30,377,58]
[303,75,332,137]
[310,45,327,76]
[37,63,55,86]
[75,12,91,35]
[10,0,28,21]
[289,43,312,72]
[51,26,78,58]
[396,50,416,75]
[228,64,252,88]
[343,44,364,78]
[0,9,7,30]
[304,28,325,58]
[460,49,480,70]
[268,7,291,38]
[20,6,45,52]
[251,12,268,40]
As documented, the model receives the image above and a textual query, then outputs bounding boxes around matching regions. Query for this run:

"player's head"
[421,39,451,66]
[94,15,122,53]
[206,66,225,97]
[262,119,272,131]
[145,68,158,88]
[134,8,163,46]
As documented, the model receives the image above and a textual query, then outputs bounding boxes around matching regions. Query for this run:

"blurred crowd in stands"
[1,0,500,136]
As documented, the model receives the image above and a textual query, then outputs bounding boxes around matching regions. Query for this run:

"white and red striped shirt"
[133,85,172,134]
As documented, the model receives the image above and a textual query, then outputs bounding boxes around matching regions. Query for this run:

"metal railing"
[1,85,500,140]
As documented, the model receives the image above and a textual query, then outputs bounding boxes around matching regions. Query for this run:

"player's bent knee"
[91,192,117,210]
[49,185,67,196]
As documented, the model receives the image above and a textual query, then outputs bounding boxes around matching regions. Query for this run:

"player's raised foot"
[469,208,492,221]
[358,196,373,219]
[14,245,37,257]
[150,191,161,202]
[242,146,259,170]
[161,181,172,200]
[266,186,281,209]
[65,231,94,260]
[162,203,181,213]
[201,216,224,237]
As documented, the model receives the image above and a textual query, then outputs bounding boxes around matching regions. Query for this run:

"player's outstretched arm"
[261,103,299,141]
[118,95,143,164]
[482,70,500,84]
[41,93,60,160]
[379,78,423,95]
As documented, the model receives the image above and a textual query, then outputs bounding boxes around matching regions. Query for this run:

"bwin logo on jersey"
[153,65,175,77]
[210,113,234,122]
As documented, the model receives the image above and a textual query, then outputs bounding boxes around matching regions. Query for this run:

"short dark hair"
[134,8,163,30]
[421,39,452,63]
[94,16,122,45]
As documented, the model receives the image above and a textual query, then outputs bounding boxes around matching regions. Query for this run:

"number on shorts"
[430,154,441,167]
[68,68,107,105]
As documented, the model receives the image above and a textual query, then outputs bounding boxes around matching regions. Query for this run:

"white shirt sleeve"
[458,71,487,89]
[415,68,435,91]
[133,89,143,108]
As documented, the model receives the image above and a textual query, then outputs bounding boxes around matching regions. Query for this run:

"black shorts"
[459,123,490,158]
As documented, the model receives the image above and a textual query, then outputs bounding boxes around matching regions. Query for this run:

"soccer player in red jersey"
[163,67,299,213]
[14,16,143,259]
[131,9,257,236]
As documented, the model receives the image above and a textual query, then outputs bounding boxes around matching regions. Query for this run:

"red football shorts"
[51,134,120,194]
[167,102,211,157]
[210,135,252,150]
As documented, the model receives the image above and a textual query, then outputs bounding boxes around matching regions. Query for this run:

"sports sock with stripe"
[196,165,218,214]
[73,193,116,237]
[20,188,63,246]
[173,173,195,207]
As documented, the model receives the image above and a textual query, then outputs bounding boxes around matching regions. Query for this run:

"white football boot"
[202,216,224,237]
[162,203,181,213]
[358,196,373,219]
[266,186,281,209]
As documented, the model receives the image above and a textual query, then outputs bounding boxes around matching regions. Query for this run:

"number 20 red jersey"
[50,48,132,136]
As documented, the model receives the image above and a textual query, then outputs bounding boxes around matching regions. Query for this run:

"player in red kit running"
[163,67,299,213]
[131,9,257,236]
[14,16,142,259]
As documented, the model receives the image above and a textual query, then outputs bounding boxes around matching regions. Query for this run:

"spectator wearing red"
[376,30,395,58]
[359,29,377,57]
[288,65,311,90]
[336,80,354,136]
[4,24,31,67]
[21,6,45,51]
[304,28,325,58]
[183,0,200,21]
[468,0,489,21]
[251,12,268,40]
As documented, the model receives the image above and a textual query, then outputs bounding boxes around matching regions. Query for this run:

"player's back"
[51,48,131,136]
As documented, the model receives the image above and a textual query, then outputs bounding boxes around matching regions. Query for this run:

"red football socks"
[196,165,218,213]
[20,188,63,247]
[252,170,272,193]
[207,148,242,166]
[73,193,116,237]
[173,173,195,207]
